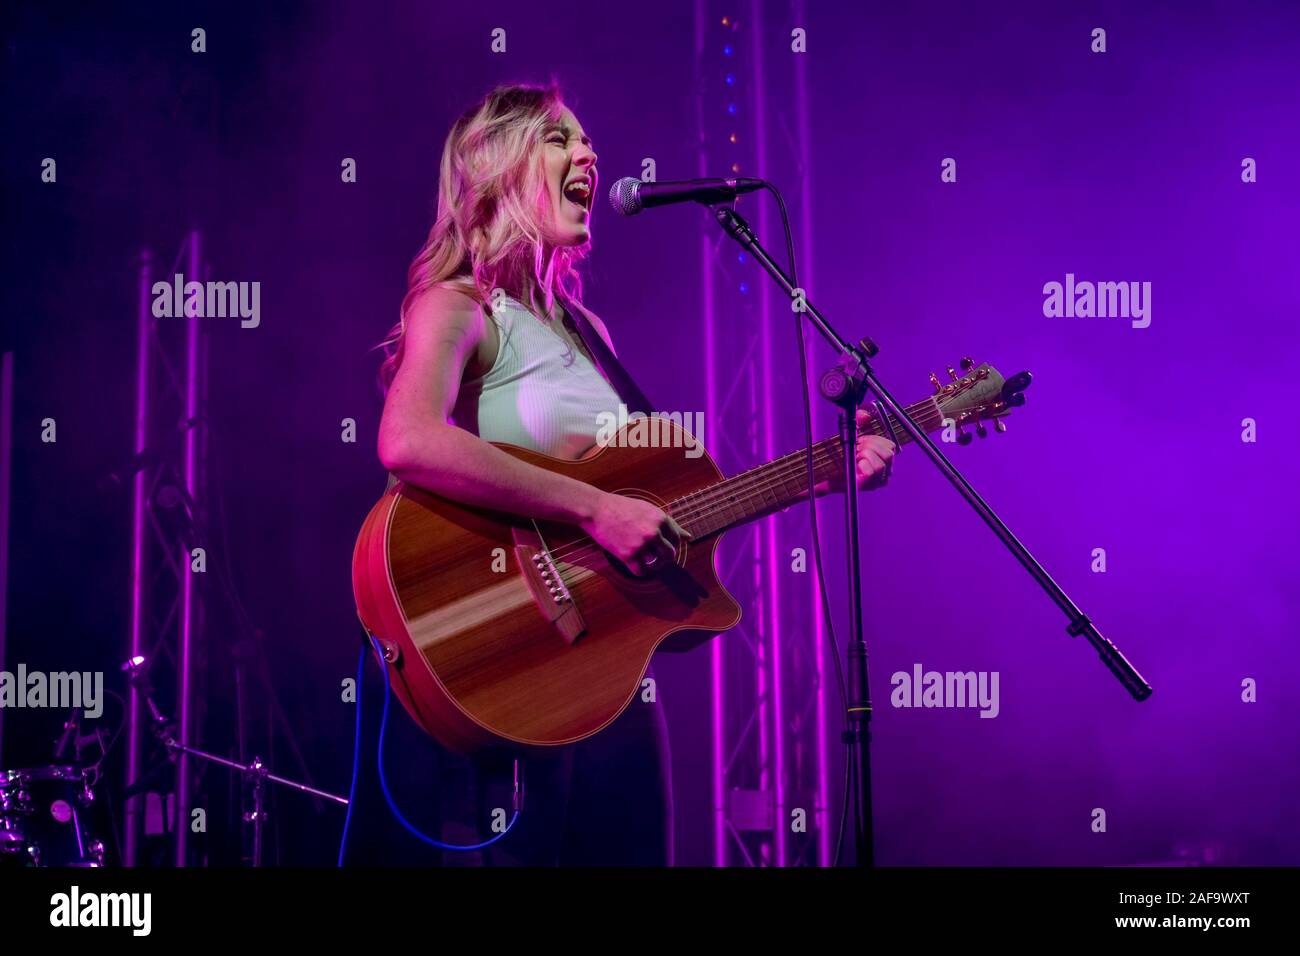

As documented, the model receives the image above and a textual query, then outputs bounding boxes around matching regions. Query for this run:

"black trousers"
[342,657,673,867]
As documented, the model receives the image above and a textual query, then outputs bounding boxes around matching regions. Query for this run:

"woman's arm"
[378,287,687,575]
[378,287,604,524]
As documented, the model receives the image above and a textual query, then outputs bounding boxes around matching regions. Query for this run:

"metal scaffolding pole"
[696,0,829,867]
[124,231,209,867]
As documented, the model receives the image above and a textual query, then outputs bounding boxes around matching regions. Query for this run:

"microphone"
[608,176,764,216]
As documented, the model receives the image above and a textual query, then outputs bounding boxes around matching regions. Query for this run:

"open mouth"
[562,177,592,211]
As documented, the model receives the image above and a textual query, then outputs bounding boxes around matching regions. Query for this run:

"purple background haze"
[3,0,1297,865]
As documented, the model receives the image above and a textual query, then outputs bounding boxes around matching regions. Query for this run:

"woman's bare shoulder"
[406,283,482,327]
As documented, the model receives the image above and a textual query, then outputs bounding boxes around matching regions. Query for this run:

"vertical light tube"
[0,351,12,760]
[126,249,153,867]
[174,230,201,866]
[748,0,786,868]
[790,0,829,867]
[696,0,727,868]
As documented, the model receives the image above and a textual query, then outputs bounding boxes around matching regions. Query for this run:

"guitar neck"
[667,394,945,538]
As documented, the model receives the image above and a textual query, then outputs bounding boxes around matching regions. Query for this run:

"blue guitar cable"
[337,642,366,866]
[337,631,522,865]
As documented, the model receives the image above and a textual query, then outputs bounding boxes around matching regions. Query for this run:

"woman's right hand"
[580,491,691,577]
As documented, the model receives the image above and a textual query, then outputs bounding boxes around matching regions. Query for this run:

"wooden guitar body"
[352,425,742,754]
[353,361,1029,755]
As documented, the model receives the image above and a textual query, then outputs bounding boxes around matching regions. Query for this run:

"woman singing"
[348,83,896,866]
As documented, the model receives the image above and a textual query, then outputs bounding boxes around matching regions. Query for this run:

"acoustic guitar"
[352,360,1031,753]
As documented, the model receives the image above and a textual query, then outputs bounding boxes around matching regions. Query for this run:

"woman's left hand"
[854,408,896,491]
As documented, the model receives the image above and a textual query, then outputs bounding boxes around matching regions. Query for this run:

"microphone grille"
[608,177,643,217]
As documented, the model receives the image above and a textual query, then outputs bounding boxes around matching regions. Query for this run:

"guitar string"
[540,405,946,565]
[542,428,889,566]
[541,443,845,565]
[571,400,945,532]
[539,397,995,566]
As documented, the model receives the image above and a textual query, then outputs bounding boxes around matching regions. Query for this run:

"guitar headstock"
[929,357,1033,444]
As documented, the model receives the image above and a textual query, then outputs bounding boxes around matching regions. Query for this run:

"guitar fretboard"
[666,395,944,538]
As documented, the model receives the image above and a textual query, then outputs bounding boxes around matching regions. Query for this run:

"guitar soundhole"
[605,546,683,581]
[597,489,689,582]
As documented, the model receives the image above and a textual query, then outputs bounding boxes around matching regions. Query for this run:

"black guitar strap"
[562,299,656,417]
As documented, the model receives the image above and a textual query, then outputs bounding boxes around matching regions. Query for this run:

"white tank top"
[450,295,622,461]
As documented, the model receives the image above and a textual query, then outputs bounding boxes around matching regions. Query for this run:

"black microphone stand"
[711,204,1152,868]
[121,656,348,867]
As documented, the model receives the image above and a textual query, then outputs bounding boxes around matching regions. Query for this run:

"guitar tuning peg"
[956,424,973,446]
[975,422,988,439]
[994,418,1008,433]
[960,356,975,372]
[929,372,942,393]
[947,366,958,381]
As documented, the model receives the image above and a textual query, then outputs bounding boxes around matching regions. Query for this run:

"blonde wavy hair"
[378,83,589,390]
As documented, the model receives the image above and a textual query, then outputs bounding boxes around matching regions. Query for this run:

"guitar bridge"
[512,528,587,646]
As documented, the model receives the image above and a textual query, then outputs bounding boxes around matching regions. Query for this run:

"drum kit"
[3,680,116,867]
[2,654,347,868]
[0,764,106,867]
